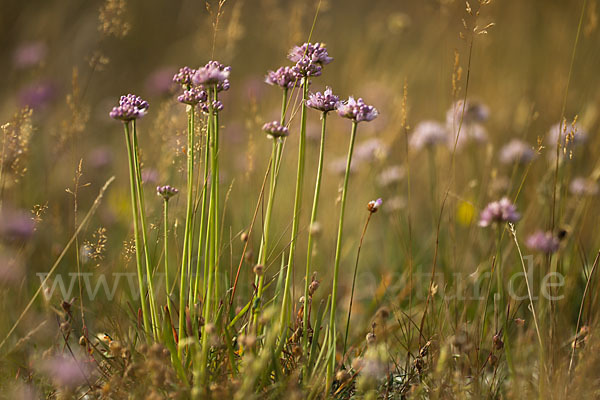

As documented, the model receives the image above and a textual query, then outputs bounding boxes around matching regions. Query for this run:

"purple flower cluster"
[526,230,560,254]
[446,100,490,149]
[157,185,179,200]
[337,97,378,123]
[409,121,448,150]
[262,121,289,138]
[499,139,536,165]
[288,42,333,65]
[479,197,521,227]
[569,177,599,196]
[265,66,300,89]
[192,61,231,92]
[173,66,196,88]
[306,87,339,113]
[177,87,208,105]
[109,94,149,121]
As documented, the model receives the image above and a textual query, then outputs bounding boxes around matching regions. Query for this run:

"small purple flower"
[446,100,490,127]
[109,94,149,121]
[409,121,448,150]
[177,87,208,105]
[569,177,599,196]
[336,97,378,123]
[479,197,521,227]
[499,139,536,165]
[262,121,289,139]
[288,42,333,65]
[173,66,197,87]
[157,185,179,200]
[192,61,231,91]
[265,66,300,89]
[291,57,322,78]
[526,230,560,254]
[306,87,339,113]
[199,100,224,114]
[367,198,383,213]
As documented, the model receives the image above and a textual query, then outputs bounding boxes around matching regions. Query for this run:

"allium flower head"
[192,61,231,91]
[446,100,490,126]
[265,66,300,89]
[409,121,448,150]
[288,42,333,65]
[306,87,339,113]
[479,197,521,227]
[177,87,208,105]
[336,97,378,123]
[109,94,149,121]
[499,139,536,165]
[526,230,560,254]
[367,198,383,213]
[157,185,179,200]
[262,121,289,139]
[569,177,599,196]
[172,66,196,87]
[291,57,322,78]
[200,100,224,114]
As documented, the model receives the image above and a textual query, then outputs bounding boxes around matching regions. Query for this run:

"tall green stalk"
[302,111,327,356]
[179,106,196,351]
[123,122,151,338]
[327,121,358,389]
[163,198,172,310]
[211,88,221,314]
[251,88,288,329]
[279,82,309,332]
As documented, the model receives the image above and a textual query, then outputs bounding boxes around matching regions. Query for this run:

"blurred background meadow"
[1,0,600,398]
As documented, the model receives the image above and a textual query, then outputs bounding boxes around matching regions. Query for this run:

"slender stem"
[179,106,195,352]
[123,123,151,338]
[131,120,159,339]
[327,121,358,389]
[251,88,288,329]
[212,88,221,314]
[163,199,171,305]
[279,82,309,332]
[343,212,372,357]
[302,112,327,356]
[194,115,211,304]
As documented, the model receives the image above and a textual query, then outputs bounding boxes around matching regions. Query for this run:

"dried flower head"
[337,97,378,123]
[177,87,208,105]
[109,94,149,121]
[306,87,339,113]
[409,121,448,150]
[367,198,383,213]
[526,230,560,254]
[262,121,289,139]
[157,185,179,200]
[499,139,536,165]
[265,66,300,89]
[192,61,231,91]
[479,197,521,227]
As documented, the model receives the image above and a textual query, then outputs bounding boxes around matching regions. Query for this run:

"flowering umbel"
[409,121,448,150]
[337,97,378,123]
[262,121,289,139]
[177,87,208,105]
[192,61,231,92]
[157,185,179,200]
[479,197,521,227]
[109,94,149,121]
[306,87,339,113]
[172,66,196,88]
[265,66,300,89]
[288,42,332,78]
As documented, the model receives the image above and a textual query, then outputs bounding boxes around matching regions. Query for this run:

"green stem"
[251,88,288,329]
[194,115,211,305]
[279,82,309,332]
[302,112,327,357]
[131,120,159,339]
[212,88,221,315]
[327,120,358,390]
[179,106,195,353]
[163,199,171,307]
[123,122,151,338]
